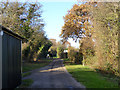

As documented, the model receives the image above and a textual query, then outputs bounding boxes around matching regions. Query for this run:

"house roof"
[0,25,24,40]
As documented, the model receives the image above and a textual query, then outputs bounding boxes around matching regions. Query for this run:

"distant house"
[0,25,24,89]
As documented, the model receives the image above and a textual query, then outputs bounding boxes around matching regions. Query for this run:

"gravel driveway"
[23,59,86,89]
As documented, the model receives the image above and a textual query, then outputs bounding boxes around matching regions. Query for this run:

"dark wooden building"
[0,25,23,89]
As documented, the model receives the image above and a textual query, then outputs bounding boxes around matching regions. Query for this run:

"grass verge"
[21,59,52,88]
[65,64,118,88]
[19,79,33,88]
[22,59,52,72]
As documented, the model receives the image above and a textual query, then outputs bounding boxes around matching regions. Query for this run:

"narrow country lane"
[23,59,86,89]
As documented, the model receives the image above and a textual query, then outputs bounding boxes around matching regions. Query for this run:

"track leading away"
[23,59,85,89]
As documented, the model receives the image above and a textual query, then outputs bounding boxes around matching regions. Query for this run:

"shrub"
[68,47,83,64]
[22,40,52,62]
[57,46,64,58]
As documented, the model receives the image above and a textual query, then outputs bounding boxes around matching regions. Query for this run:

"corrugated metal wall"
[0,31,2,90]
[2,32,21,88]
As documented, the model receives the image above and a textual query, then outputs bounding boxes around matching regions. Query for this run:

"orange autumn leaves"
[60,3,92,42]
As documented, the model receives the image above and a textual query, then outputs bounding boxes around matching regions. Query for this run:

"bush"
[68,47,83,64]
[49,48,57,57]
[57,46,64,58]
[22,40,52,62]
[84,56,97,66]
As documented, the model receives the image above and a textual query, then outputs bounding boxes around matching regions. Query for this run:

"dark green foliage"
[0,1,52,62]
[48,39,59,58]
[49,49,57,57]
[64,53,68,58]
[75,53,83,64]
[22,46,30,60]
[37,41,52,59]
[22,38,52,62]
[1,2,43,41]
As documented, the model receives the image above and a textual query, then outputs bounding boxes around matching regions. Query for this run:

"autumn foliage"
[60,3,92,42]
[60,2,119,76]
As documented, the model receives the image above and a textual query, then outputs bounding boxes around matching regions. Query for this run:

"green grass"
[19,79,33,88]
[65,65,119,88]
[53,57,57,58]
[22,72,31,77]
[22,59,52,72]
[19,59,52,88]
[63,58,69,61]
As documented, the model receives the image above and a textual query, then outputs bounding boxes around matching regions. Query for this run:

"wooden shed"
[0,25,23,89]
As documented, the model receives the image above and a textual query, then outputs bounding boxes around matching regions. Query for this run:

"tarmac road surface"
[23,59,86,89]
